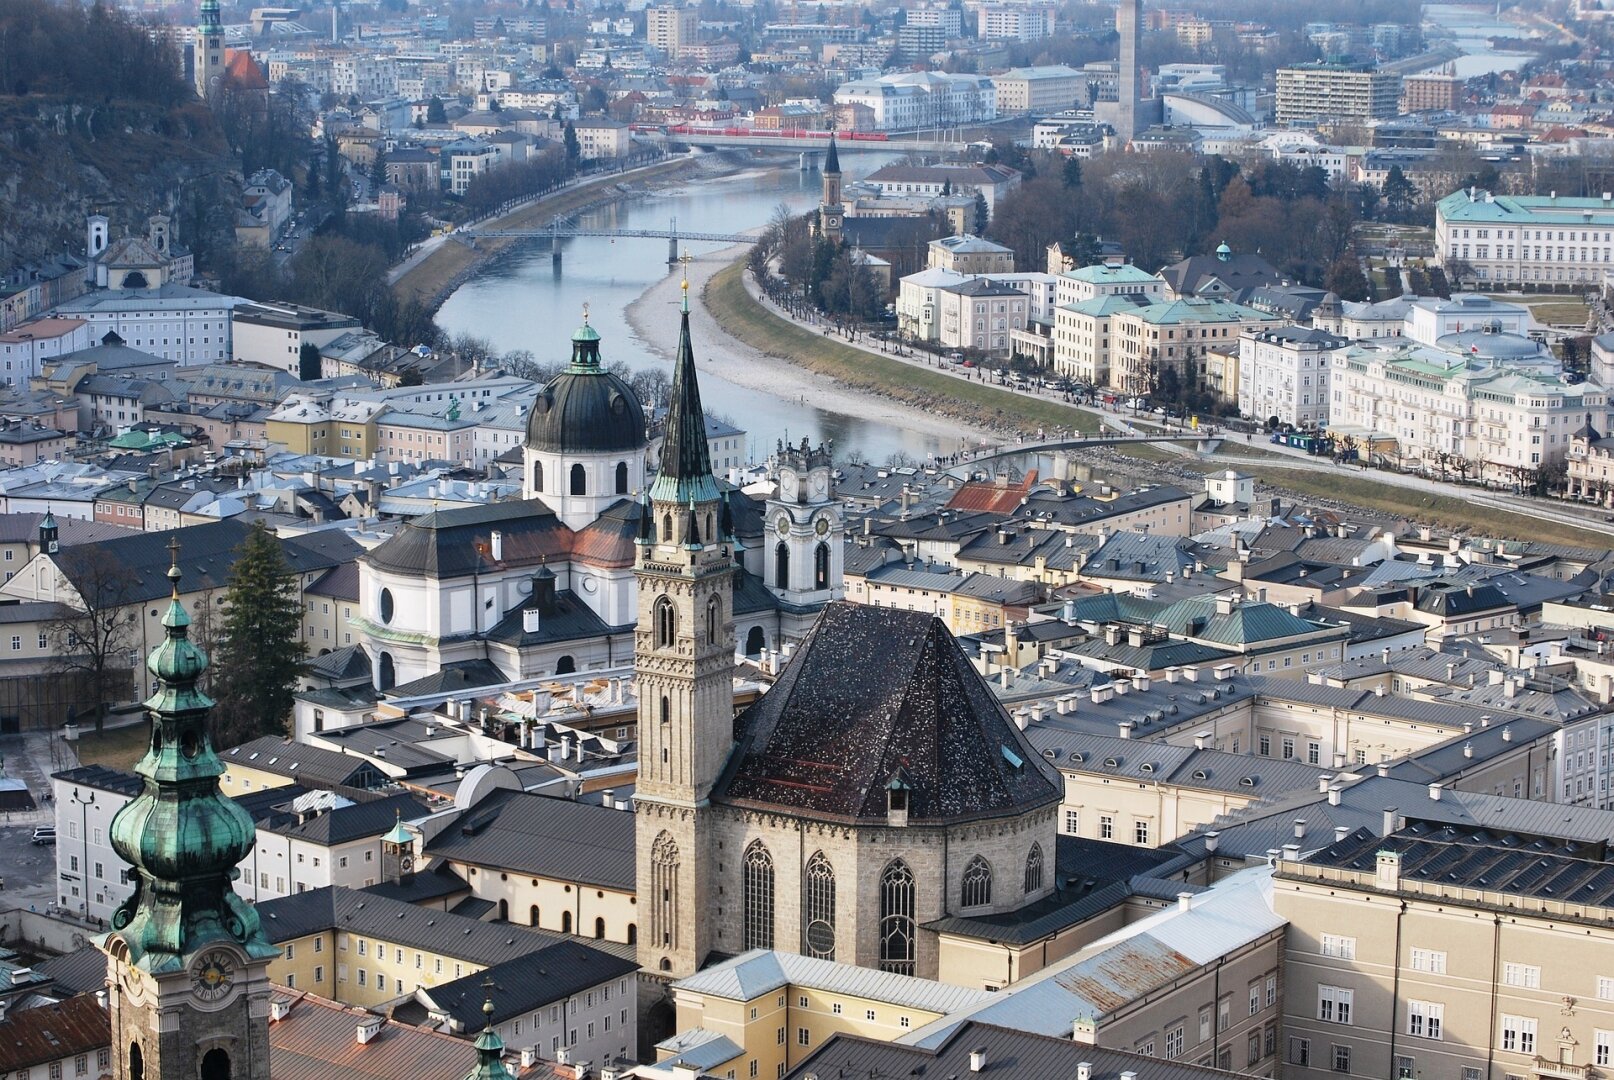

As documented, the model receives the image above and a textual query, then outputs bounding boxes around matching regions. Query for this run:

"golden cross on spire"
[679,250,693,312]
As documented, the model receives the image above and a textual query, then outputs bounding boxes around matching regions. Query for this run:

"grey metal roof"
[223,737,391,792]
[424,787,635,891]
[675,949,994,1016]
[421,940,638,1030]
[793,1020,1255,1080]
[1042,730,1326,795]
[260,791,427,846]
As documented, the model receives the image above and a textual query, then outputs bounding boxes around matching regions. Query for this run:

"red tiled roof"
[225,49,269,90]
[0,994,110,1072]
[945,469,1037,514]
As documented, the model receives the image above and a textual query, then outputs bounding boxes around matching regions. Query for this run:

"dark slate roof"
[361,859,469,905]
[53,763,144,798]
[484,589,622,648]
[424,788,636,891]
[386,659,510,699]
[304,644,371,684]
[223,736,391,791]
[261,791,427,845]
[524,327,647,455]
[305,561,359,601]
[423,944,638,1030]
[732,568,782,616]
[361,499,571,578]
[1415,580,1512,616]
[789,1021,1242,1080]
[1156,249,1283,297]
[656,305,714,493]
[51,517,359,604]
[714,603,1063,825]
[34,945,109,996]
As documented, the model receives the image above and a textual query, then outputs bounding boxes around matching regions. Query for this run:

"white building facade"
[1238,326,1346,429]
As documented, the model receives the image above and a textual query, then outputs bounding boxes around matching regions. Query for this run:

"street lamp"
[68,787,95,921]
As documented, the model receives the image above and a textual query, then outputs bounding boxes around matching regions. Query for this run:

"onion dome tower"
[522,308,649,531]
[101,539,278,1080]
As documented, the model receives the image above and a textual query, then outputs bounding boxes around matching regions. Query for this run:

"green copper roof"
[104,543,278,974]
[467,997,514,1080]
[649,304,720,504]
[382,812,412,846]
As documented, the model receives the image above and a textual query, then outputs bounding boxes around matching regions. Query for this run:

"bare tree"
[44,547,139,733]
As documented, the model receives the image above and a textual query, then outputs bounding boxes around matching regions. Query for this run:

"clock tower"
[100,541,279,1080]
[764,437,843,611]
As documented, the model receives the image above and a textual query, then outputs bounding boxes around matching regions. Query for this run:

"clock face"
[775,514,790,537]
[399,855,415,873]
[191,950,236,1002]
[815,517,830,536]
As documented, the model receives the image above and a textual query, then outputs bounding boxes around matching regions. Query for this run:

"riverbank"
[624,248,999,453]
[392,154,708,311]
[701,258,1104,439]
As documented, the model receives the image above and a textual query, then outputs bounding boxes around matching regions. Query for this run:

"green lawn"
[706,262,1103,436]
[1228,461,1611,549]
[75,724,149,772]
[1485,294,1590,328]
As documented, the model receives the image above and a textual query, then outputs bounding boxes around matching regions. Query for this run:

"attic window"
[1103,757,1120,768]
[1069,752,1085,763]
[1141,763,1156,774]
[1239,776,1256,787]
[1192,769,1209,781]
[888,786,908,813]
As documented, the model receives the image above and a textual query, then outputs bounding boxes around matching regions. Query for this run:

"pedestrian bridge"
[944,432,1225,475]
[454,217,754,262]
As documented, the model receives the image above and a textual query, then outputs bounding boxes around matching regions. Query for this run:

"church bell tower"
[195,0,226,100]
[100,541,279,1080]
[817,134,843,246]
[633,265,736,982]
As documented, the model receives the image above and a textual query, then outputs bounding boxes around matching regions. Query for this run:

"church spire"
[650,261,718,505]
[106,539,277,974]
[466,984,514,1080]
[824,131,841,176]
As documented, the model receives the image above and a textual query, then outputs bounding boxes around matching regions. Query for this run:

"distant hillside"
[0,0,238,266]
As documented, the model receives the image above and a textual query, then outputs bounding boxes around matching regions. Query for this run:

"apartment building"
[1435,188,1614,289]
[1049,262,1164,384]
[1109,298,1283,395]
[645,5,698,53]
[1275,63,1401,125]
[833,72,997,131]
[993,65,1086,113]
[977,5,1056,41]
[936,277,1027,353]
[52,284,242,366]
[446,143,502,196]
[1237,326,1347,429]
[573,117,631,159]
[232,302,362,373]
[1401,71,1463,113]
[1277,817,1614,1080]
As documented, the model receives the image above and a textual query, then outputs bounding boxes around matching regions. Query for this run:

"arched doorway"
[129,1044,143,1080]
[562,911,573,934]
[201,1049,231,1080]
[498,899,509,921]
[744,626,766,657]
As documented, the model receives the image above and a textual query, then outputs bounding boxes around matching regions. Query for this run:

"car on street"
[30,826,54,846]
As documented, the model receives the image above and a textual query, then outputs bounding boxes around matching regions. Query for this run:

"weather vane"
[581,301,590,324]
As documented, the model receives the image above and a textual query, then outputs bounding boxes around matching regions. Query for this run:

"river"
[436,151,958,464]
[1419,3,1541,78]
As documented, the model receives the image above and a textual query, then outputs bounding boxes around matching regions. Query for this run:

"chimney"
[1504,676,1518,699]
[1428,781,1444,801]
[1177,891,1194,912]
[270,999,292,1022]
[1334,825,1350,842]
[1376,761,1390,777]
[1205,831,1220,854]
[1328,785,1342,806]
[521,1048,539,1069]
[1078,1065,1094,1080]
[1294,818,1307,840]
[1332,752,1346,768]
[523,608,541,633]
[1381,807,1399,837]
[970,1048,989,1073]
[1118,721,1133,739]
[1164,666,1181,684]
[357,1017,384,1045]
[1001,667,1014,689]
[1502,725,1512,742]
[1463,742,1473,759]
[490,530,503,561]
[602,787,615,807]
[1376,849,1402,890]
[1317,774,1331,793]
[1281,842,1301,861]
[1194,731,1209,751]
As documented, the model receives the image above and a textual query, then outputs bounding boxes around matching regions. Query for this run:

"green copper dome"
[104,542,278,974]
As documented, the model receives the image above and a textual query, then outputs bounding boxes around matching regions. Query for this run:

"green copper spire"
[198,0,222,33]
[467,982,514,1080]
[104,539,278,974]
[649,270,719,505]
[569,303,603,372]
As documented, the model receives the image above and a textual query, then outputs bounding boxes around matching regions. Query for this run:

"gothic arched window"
[570,463,586,496]
[802,851,836,960]
[706,596,720,646]
[1024,842,1045,896]
[662,513,673,542]
[775,542,790,588]
[742,840,775,951]
[814,541,830,590]
[654,596,676,649]
[961,855,993,908]
[879,859,916,975]
[652,831,680,950]
[616,461,629,494]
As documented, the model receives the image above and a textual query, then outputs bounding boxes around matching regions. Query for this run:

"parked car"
[30,827,55,846]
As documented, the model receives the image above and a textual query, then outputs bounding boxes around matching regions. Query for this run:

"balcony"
[1534,1058,1598,1080]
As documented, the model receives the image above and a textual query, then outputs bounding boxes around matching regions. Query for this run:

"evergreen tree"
[1062,156,1082,190]
[973,191,989,234]
[426,95,447,124]
[1381,165,1418,223]
[210,523,307,748]
[563,121,580,162]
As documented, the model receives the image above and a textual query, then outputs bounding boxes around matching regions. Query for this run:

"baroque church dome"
[524,317,647,455]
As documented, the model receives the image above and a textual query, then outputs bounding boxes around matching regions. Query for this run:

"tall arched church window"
[802,851,836,960]
[570,463,586,495]
[961,855,993,908]
[654,597,676,649]
[879,859,916,975]
[742,840,775,950]
[814,542,830,589]
[1024,842,1045,896]
[651,831,680,949]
